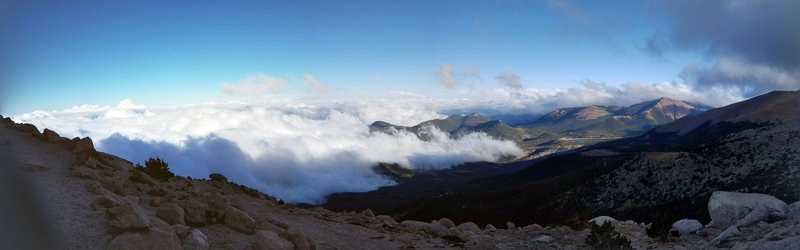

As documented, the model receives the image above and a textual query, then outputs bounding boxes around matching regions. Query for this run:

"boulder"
[438,218,456,228]
[400,220,445,235]
[708,191,788,228]
[181,229,209,250]
[85,157,99,169]
[253,230,294,250]
[505,222,515,230]
[589,216,617,226]
[736,207,769,227]
[485,224,496,231]
[108,203,151,232]
[788,201,800,219]
[107,227,182,250]
[712,226,741,243]
[74,137,95,153]
[457,222,481,232]
[156,203,186,225]
[129,170,156,185]
[361,208,375,218]
[223,206,257,234]
[672,219,703,235]
[42,128,62,143]
[17,123,41,137]
[181,200,207,226]
[523,224,544,232]
[284,227,314,250]
[376,215,399,228]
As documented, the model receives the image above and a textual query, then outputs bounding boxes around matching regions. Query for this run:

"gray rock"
[42,128,62,143]
[788,201,800,219]
[285,227,314,250]
[181,229,209,250]
[252,230,294,250]
[108,203,150,233]
[156,203,186,225]
[181,200,207,226]
[708,191,788,229]
[735,207,769,227]
[533,235,553,243]
[712,226,741,243]
[223,206,257,234]
[438,218,456,228]
[457,222,481,232]
[107,227,182,250]
[672,219,703,235]
[506,222,515,230]
[485,224,496,231]
[376,215,398,228]
[361,208,375,217]
[589,216,617,226]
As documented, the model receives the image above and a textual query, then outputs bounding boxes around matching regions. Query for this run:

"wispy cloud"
[302,73,330,94]
[220,73,289,96]
[495,71,524,89]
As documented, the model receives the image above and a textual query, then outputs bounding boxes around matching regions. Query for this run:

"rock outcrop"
[708,191,788,229]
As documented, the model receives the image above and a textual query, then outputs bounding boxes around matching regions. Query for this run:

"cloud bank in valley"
[14,99,522,203]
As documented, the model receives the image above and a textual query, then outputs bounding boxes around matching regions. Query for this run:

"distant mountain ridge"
[370,97,711,160]
[331,90,800,228]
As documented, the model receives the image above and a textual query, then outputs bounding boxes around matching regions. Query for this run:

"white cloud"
[434,64,458,88]
[220,74,288,96]
[495,71,524,89]
[15,98,522,204]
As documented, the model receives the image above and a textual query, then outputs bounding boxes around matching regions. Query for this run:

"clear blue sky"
[1,0,702,115]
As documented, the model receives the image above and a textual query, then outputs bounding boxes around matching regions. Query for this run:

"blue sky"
[2,0,796,115]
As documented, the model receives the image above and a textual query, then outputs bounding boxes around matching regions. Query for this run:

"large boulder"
[252,230,294,250]
[108,203,151,232]
[181,229,209,250]
[156,203,186,225]
[457,222,481,232]
[223,206,257,234]
[284,227,315,250]
[107,227,182,250]
[42,128,62,143]
[438,218,456,228]
[672,219,703,235]
[588,216,617,226]
[708,191,788,228]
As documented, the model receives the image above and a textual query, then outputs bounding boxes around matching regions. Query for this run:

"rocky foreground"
[2,115,800,249]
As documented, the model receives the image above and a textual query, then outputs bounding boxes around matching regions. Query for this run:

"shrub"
[136,157,175,182]
[563,210,590,230]
[585,221,632,249]
[209,173,228,182]
[646,211,676,240]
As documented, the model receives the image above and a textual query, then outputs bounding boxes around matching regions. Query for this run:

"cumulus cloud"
[495,71,524,89]
[15,98,522,204]
[302,73,329,94]
[652,0,800,94]
[221,74,288,96]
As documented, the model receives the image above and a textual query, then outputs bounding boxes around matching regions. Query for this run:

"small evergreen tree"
[136,157,174,181]
[585,221,632,249]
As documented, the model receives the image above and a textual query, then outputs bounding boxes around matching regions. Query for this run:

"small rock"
[172,224,191,236]
[253,230,294,250]
[376,215,399,228]
[713,226,741,243]
[107,227,182,250]
[523,224,544,232]
[505,222,515,230]
[85,181,105,195]
[156,203,186,225]
[223,206,257,234]
[589,216,617,226]
[533,235,553,243]
[181,229,209,250]
[788,201,800,219]
[485,224,496,231]
[439,218,456,228]
[672,219,703,235]
[361,209,375,218]
[108,203,151,233]
[457,222,481,232]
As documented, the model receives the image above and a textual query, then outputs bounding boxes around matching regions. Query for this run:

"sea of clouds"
[13,98,525,203]
[12,81,743,204]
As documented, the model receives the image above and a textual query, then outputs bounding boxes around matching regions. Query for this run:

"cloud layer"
[15,99,522,204]
[653,0,800,94]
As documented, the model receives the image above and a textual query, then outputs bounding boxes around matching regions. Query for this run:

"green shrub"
[135,157,175,182]
[646,211,675,240]
[585,221,632,249]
